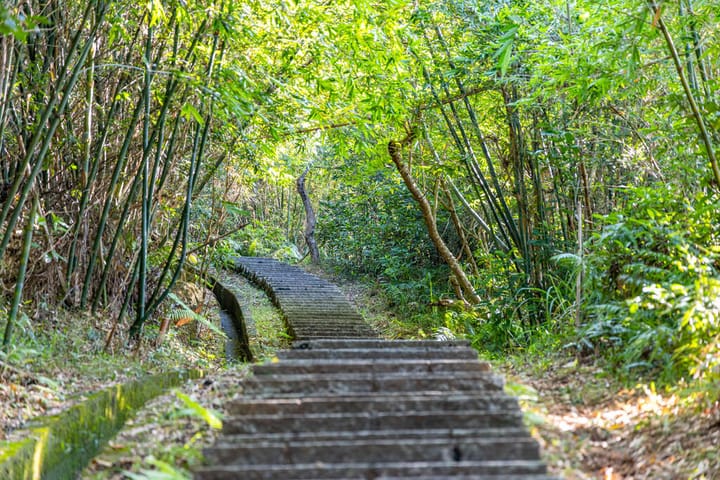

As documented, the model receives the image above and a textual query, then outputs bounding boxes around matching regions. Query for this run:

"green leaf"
[175,391,223,429]
[222,201,251,217]
[167,293,226,338]
[181,104,204,125]
[123,456,190,480]
[493,26,518,77]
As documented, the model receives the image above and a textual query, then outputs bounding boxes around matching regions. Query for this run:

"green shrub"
[231,223,301,261]
[318,178,449,307]
[581,185,720,386]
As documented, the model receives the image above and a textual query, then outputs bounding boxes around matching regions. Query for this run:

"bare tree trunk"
[442,181,478,276]
[297,165,320,264]
[388,139,480,304]
[575,200,584,327]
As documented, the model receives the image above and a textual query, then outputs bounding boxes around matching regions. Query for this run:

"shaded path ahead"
[234,256,377,339]
[196,257,559,479]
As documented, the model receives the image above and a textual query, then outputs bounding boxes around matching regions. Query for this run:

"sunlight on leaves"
[174,391,222,429]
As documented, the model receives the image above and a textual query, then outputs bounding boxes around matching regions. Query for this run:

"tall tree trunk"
[297,165,320,264]
[388,139,480,304]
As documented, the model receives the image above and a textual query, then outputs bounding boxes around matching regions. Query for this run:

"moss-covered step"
[0,369,202,480]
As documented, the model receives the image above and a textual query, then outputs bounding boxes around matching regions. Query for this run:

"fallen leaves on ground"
[505,360,720,480]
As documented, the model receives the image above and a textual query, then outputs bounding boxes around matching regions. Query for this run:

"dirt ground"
[505,360,720,479]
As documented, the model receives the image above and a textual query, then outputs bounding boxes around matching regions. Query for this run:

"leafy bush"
[581,186,720,385]
[230,223,301,261]
[318,178,448,307]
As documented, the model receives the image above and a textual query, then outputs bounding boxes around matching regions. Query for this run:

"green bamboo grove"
[1,0,719,391]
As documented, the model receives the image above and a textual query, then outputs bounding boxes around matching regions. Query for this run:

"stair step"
[195,460,553,480]
[222,410,524,434]
[252,359,491,376]
[228,393,518,415]
[277,347,478,361]
[205,437,540,465]
[241,371,503,397]
[217,427,531,443]
[292,339,471,349]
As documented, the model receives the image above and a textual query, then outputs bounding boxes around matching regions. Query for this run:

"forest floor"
[1,265,719,479]
[504,360,720,479]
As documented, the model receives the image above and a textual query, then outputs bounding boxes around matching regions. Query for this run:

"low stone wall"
[0,369,202,480]
[208,273,254,362]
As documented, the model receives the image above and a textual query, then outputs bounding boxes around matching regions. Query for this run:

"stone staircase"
[194,258,559,480]
[234,257,376,339]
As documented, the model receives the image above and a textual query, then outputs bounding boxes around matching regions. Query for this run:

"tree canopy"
[1,0,719,394]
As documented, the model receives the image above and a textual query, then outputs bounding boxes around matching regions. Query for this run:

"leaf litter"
[504,360,720,480]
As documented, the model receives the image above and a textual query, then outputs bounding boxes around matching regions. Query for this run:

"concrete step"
[277,347,478,361]
[292,339,471,350]
[289,325,372,332]
[241,372,504,396]
[287,325,374,332]
[251,359,491,376]
[195,460,554,480]
[293,335,384,341]
[287,319,370,326]
[228,393,517,415]
[294,333,375,339]
[204,436,540,465]
[280,305,358,312]
[280,313,367,320]
[217,427,530,443]
[222,410,524,434]
[291,330,377,338]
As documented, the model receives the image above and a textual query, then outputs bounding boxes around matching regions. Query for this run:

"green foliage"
[124,456,191,480]
[231,224,301,261]
[580,186,720,385]
[318,174,449,307]
[174,391,222,429]
[166,293,227,339]
[0,7,44,40]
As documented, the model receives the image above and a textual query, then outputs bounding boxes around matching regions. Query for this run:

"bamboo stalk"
[0,1,100,260]
[648,2,720,187]
[2,196,38,348]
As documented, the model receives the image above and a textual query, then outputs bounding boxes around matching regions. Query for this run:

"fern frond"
[167,292,227,338]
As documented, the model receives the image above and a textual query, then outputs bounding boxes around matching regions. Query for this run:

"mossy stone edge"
[0,369,203,480]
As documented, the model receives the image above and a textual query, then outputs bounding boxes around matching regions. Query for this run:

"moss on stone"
[0,369,202,480]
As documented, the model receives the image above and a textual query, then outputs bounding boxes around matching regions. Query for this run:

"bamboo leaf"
[493,27,518,77]
[181,104,204,125]
[167,293,227,338]
[175,391,223,429]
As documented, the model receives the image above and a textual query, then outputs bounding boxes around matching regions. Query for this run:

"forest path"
[233,256,377,339]
[195,257,559,479]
